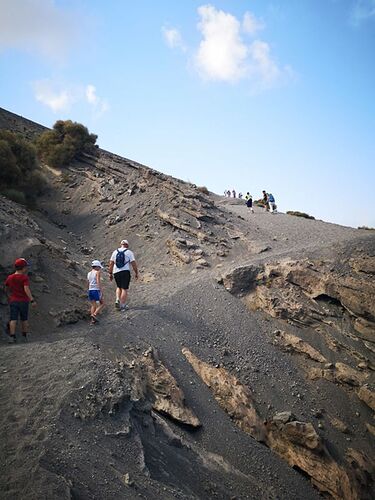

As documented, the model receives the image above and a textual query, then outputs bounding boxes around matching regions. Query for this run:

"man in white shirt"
[108,239,139,311]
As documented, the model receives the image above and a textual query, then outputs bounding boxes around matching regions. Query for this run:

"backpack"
[115,249,128,268]
[268,194,275,203]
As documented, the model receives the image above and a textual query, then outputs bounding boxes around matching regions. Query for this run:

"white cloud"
[33,80,76,112]
[350,0,375,25]
[193,4,289,90]
[162,27,186,51]
[195,5,248,82]
[85,84,109,115]
[33,80,109,115]
[242,12,264,35]
[0,0,78,61]
[248,40,281,87]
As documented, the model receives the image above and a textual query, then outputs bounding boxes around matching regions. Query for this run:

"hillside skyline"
[1,0,374,228]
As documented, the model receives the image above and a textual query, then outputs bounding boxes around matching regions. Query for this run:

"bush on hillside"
[254,199,265,207]
[286,211,315,220]
[36,120,97,168]
[197,186,210,195]
[0,130,46,206]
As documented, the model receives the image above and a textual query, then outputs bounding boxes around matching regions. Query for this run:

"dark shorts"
[88,290,102,302]
[10,301,29,321]
[114,270,131,290]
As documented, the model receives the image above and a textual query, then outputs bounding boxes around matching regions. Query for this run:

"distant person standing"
[4,258,36,342]
[109,239,139,311]
[245,192,254,213]
[262,190,270,211]
[268,193,277,213]
[232,189,236,198]
[87,260,105,324]
[238,192,243,199]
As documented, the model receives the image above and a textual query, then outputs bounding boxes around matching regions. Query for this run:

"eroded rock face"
[357,385,375,411]
[309,362,368,387]
[223,254,375,341]
[182,348,266,441]
[74,347,200,428]
[134,348,200,428]
[273,330,327,363]
[182,348,374,500]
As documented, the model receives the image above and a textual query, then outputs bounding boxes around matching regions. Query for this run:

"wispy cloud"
[193,5,291,90]
[350,0,375,25]
[242,12,264,35]
[0,0,79,61]
[162,27,186,51]
[33,79,109,115]
[86,84,109,116]
[33,80,77,112]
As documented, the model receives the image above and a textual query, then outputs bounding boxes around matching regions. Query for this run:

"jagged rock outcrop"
[182,348,266,441]
[223,255,375,341]
[273,330,327,363]
[182,348,374,499]
[309,362,368,387]
[357,385,375,411]
[133,348,200,428]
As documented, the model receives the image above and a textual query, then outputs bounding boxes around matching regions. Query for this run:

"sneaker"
[8,335,17,344]
[90,315,99,324]
[120,304,129,312]
[115,301,120,310]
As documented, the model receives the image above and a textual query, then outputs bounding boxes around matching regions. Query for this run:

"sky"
[0,0,374,228]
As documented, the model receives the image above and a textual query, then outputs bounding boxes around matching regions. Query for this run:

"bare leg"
[120,289,128,307]
[21,320,29,336]
[116,288,121,302]
[9,320,17,336]
[94,302,105,316]
[90,302,96,316]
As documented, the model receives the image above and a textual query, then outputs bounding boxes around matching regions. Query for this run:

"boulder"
[357,385,375,411]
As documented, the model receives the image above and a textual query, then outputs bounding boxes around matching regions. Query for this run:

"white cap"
[121,239,129,245]
[91,260,103,268]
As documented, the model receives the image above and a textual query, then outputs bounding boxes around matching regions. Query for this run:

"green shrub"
[286,211,315,220]
[0,130,46,205]
[36,120,97,168]
[254,199,265,207]
[197,186,209,195]
[1,188,26,205]
[358,226,375,231]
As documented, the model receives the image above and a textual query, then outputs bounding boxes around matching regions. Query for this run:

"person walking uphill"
[87,260,105,324]
[109,240,139,311]
[4,258,36,342]
[245,192,254,213]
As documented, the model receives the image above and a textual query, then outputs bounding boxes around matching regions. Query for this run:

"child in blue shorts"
[87,260,105,324]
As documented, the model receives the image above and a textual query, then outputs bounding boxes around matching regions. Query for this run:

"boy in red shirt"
[4,258,36,342]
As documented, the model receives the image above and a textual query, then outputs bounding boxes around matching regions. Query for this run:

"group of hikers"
[224,189,277,213]
[4,188,279,340]
[4,239,139,341]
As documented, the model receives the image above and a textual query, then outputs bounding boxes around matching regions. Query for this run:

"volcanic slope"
[0,108,374,500]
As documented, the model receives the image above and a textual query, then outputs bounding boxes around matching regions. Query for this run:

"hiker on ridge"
[262,190,270,211]
[245,192,254,213]
[4,258,36,342]
[109,239,139,311]
[268,193,277,213]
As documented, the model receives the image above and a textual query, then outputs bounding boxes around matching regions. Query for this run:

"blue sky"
[1,0,374,227]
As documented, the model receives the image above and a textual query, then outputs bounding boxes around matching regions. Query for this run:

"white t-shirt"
[110,248,135,273]
[87,270,100,290]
